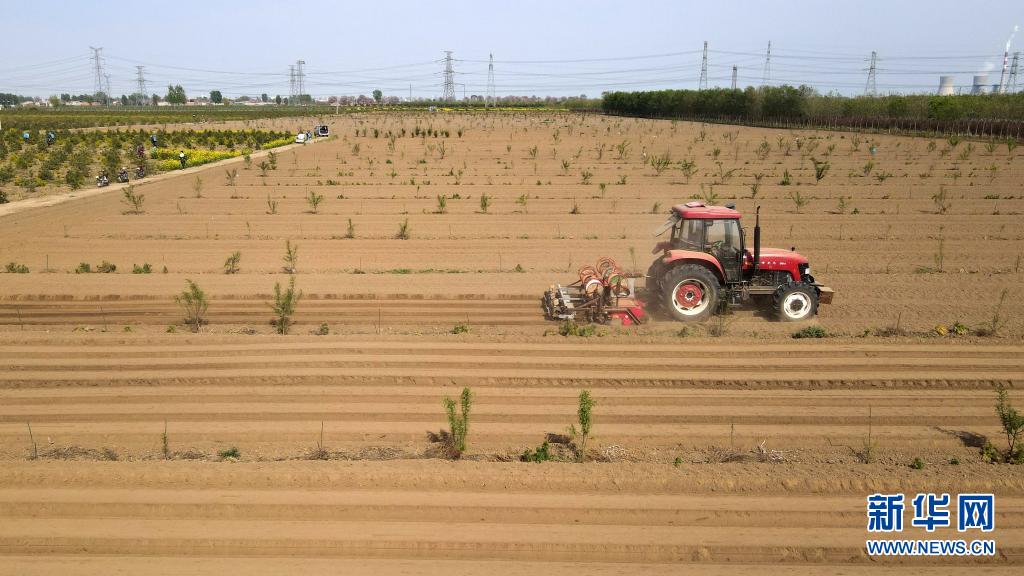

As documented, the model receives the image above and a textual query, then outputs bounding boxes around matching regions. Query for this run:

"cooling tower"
[972,74,989,94]
[937,76,955,95]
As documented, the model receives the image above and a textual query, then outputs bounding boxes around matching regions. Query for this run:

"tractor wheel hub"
[675,283,704,309]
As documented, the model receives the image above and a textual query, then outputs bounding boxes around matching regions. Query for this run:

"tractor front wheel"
[773,283,819,322]
[662,264,720,322]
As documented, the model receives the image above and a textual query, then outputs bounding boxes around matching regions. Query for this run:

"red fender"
[660,250,725,283]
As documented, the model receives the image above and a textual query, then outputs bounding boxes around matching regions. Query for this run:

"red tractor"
[543,202,833,324]
[647,201,832,322]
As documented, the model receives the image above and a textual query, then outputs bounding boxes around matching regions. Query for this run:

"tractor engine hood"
[755,247,808,268]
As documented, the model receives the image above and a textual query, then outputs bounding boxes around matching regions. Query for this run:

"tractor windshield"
[705,219,741,253]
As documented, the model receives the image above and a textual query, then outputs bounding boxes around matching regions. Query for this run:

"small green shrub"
[282,240,298,273]
[792,326,828,339]
[521,440,552,463]
[576,390,594,463]
[224,251,241,274]
[910,457,925,470]
[451,324,470,334]
[121,185,145,214]
[995,384,1024,462]
[5,262,29,273]
[306,190,324,213]
[218,447,240,459]
[779,169,792,186]
[270,276,302,334]
[175,279,208,332]
[132,263,152,274]
[443,387,473,457]
[315,322,329,336]
[96,261,116,273]
[559,320,596,337]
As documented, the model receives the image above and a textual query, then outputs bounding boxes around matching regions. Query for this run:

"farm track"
[2,113,1023,573]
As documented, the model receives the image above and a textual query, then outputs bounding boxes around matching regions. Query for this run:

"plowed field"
[0,113,1022,573]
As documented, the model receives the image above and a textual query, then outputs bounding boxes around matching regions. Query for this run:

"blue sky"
[3,1,1022,98]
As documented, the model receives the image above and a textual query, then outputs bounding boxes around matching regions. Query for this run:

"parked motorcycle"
[96,174,110,187]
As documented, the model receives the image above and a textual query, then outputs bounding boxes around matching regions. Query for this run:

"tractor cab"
[656,202,745,283]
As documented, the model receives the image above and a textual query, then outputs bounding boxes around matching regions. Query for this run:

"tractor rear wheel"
[773,283,818,322]
[661,264,720,322]
[646,260,665,296]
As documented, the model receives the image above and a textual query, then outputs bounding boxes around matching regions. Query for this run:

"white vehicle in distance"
[295,132,308,144]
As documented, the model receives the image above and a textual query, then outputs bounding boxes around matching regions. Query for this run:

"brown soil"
[0,113,1022,572]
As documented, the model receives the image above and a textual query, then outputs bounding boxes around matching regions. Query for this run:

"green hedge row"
[602,86,1024,123]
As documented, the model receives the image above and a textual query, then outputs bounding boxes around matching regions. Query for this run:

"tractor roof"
[671,201,741,220]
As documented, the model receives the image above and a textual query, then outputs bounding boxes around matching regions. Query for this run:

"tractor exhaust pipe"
[753,206,761,272]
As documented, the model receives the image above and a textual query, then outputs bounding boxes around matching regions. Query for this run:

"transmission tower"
[104,74,112,103]
[731,66,737,90]
[296,60,306,103]
[90,46,105,99]
[486,53,496,108]
[135,66,147,100]
[288,65,296,103]
[1009,52,1020,93]
[698,41,708,90]
[864,51,877,96]
[762,41,772,86]
[442,51,456,102]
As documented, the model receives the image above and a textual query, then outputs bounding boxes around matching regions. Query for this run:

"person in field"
[178,151,187,169]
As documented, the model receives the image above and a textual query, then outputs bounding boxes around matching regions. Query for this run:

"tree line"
[602,86,1024,124]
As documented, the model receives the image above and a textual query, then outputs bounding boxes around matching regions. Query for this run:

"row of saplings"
[174,277,299,335]
[438,387,595,462]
